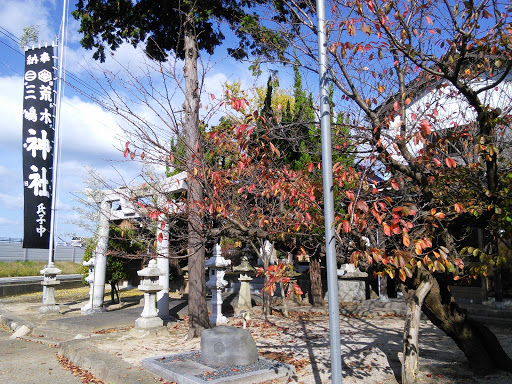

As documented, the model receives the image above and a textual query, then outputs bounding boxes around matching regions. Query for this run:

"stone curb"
[0,308,35,332]
[58,337,163,384]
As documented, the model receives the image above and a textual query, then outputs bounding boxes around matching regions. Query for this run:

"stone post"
[206,244,231,326]
[39,262,61,313]
[156,200,169,318]
[135,259,165,329]
[81,256,96,312]
[378,275,389,302]
[90,199,111,313]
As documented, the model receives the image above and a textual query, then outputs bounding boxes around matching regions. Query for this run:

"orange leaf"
[403,232,410,247]
[383,222,391,236]
[454,203,464,213]
[308,162,314,172]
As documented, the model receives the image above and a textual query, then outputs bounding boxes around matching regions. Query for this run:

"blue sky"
[0,0,295,242]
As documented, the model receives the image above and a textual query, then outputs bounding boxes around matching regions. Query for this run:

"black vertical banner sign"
[22,45,57,249]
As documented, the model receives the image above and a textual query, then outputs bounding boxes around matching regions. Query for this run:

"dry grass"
[0,261,82,277]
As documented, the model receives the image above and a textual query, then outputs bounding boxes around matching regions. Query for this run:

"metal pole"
[48,0,69,265]
[316,0,343,382]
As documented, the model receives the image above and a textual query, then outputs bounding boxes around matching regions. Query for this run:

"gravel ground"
[92,310,512,384]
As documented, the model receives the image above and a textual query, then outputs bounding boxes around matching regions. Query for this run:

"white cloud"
[0,76,23,146]
[0,0,57,46]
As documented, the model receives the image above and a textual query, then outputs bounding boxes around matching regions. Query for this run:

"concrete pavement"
[0,327,83,384]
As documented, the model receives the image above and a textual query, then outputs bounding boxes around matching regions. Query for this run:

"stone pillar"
[206,244,231,326]
[156,201,169,318]
[135,259,165,329]
[378,275,389,302]
[39,262,61,313]
[90,199,111,313]
[81,256,96,312]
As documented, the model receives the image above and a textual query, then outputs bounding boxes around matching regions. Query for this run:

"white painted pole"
[91,199,111,312]
[47,0,68,266]
[156,199,170,317]
[316,0,343,382]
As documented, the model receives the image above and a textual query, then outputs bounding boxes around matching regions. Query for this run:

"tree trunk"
[402,279,432,384]
[309,254,324,306]
[420,272,512,374]
[184,29,209,338]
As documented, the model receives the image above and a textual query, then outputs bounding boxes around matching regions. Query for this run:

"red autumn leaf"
[123,148,129,158]
[433,157,442,167]
[454,203,464,213]
[130,152,135,160]
[393,101,400,111]
[305,212,312,222]
[390,179,400,190]
[158,232,163,242]
[356,200,369,213]
[383,222,391,236]
[125,141,130,149]
[343,220,350,233]
[445,157,457,168]
[419,119,431,136]
[308,162,314,172]
[140,152,145,160]
[426,16,432,24]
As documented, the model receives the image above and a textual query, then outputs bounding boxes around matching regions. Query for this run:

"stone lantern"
[233,247,255,319]
[205,244,231,326]
[81,256,96,312]
[39,262,61,313]
[135,259,165,329]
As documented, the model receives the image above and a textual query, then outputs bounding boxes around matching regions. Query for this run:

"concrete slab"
[142,352,294,384]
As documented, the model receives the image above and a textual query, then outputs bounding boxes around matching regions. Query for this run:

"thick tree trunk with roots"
[401,278,432,384]
[413,269,512,374]
[184,30,210,338]
[309,254,324,307]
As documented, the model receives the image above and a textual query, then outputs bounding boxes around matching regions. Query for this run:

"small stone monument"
[135,259,165,329]
[233,248,255,319]
[206,244,231,326]
[200,326,258,367]
[39,262,61,313]
[81,256,96,312]
[337,263,368,302]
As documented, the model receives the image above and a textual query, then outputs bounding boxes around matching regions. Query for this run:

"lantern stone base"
[135,316,164,329]
[39,304,60,314]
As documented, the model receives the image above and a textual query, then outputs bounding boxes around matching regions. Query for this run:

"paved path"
[0,328,83,384]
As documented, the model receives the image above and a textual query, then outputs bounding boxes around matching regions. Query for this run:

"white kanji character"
[23,129,51,160]
[24,83,36,100]
[36,203,46,216]
[39,108,52,125]
[39,85,52,102]
[36,216,46,225]
[39,52,51,63]
[25,165,50,198]
[24,70,37,82]
[36,225,47,237]
[38,69,52,83]
[23,107,38,122]
[26,54,38,65]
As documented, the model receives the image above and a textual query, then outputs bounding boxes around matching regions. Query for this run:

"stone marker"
[200,326,258,367]
[135,259,165,329]
[39,262,61,313]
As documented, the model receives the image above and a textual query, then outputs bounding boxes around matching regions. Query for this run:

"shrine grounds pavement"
[1,287,512,384]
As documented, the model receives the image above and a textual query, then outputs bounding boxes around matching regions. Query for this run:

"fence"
[0,243,85,263]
